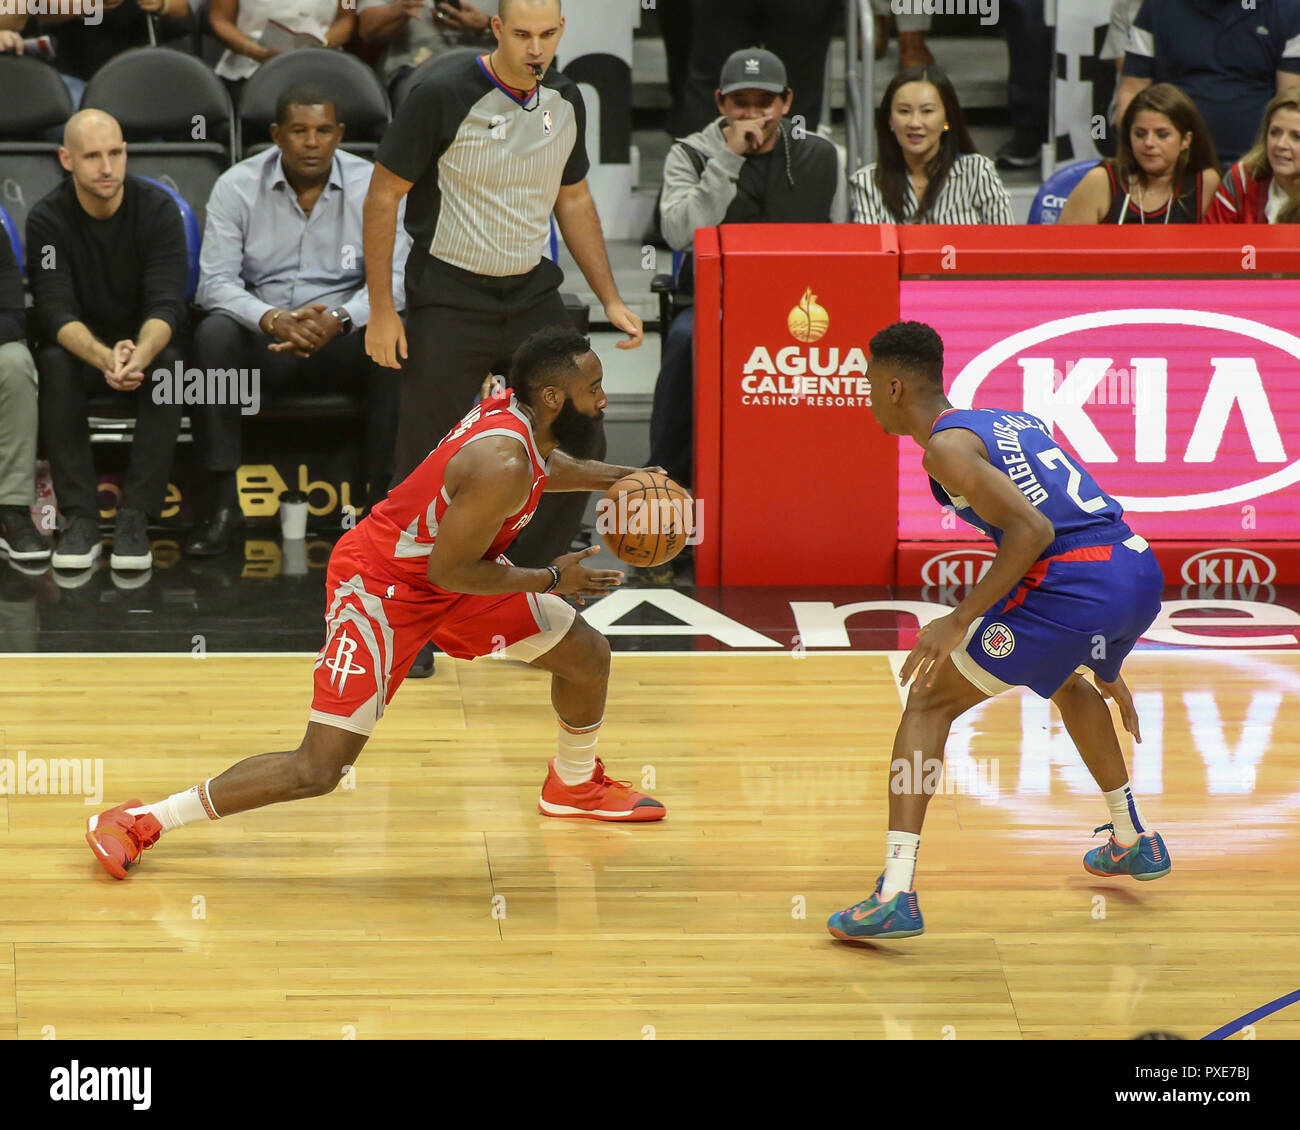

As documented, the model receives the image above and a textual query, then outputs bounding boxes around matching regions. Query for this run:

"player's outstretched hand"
[1095,672,1142,743]
[899,612,968,690]
[551,545,624,605]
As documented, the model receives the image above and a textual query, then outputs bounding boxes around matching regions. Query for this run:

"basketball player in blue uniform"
[828,321,1169,942]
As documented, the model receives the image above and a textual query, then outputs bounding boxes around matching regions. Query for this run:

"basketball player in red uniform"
[86,327,666,879]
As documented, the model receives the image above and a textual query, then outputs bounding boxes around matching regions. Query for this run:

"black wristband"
[543,565,561,593]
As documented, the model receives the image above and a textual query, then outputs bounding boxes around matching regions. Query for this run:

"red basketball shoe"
[538,758,666,822]
[86,800,163,879]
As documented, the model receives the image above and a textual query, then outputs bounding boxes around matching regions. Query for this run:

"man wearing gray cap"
[645,47,843,570]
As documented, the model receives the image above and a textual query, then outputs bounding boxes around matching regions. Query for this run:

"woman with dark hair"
[849,64,1014,224]
[1060,83,1220,224]
[1206,88,1300,224]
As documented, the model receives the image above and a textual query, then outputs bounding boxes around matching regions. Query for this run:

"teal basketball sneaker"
[827,875,925,941]
[1082,823,1171,881]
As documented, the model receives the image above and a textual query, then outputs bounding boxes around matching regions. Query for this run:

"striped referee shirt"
[849,153,1014,224]
[376,53,589,278]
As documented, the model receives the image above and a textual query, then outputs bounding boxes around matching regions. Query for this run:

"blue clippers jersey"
[928,408,1131,558]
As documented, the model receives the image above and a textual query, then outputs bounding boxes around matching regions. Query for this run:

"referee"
[364,0,642,576]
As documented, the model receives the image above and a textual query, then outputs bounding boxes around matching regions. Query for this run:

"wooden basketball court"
[1,648,1296,1039]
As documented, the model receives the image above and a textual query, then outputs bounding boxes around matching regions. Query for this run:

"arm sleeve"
[1282,3,1300,66]
[139,189,189,334]
[0,231,24,344]
[375,77,450,185]
[659,141,744,251]
[1123,0,1156,78]
[195,175,271,332]
[974,156,1016,224]
[848,167,890,224]
[1203,162,1244,224]
[561,83,590,185]
[25,200,83,342]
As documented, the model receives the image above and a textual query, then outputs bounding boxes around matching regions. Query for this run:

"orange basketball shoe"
[86,800,162,879]
[538,758,666,822]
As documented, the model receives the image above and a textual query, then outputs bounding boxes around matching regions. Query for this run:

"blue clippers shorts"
[951,534,1165,699]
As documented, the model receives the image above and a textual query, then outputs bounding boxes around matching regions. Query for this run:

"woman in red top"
[1060,83,1219,224]
[1205,88,1300,224]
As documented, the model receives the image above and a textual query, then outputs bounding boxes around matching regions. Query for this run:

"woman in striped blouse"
[849,64,1015,225]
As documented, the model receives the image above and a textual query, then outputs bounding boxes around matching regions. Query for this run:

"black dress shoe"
[185,507,245,557]
[407,640,437,678]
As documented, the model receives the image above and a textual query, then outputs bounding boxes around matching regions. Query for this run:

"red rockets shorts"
[309,529,575,736]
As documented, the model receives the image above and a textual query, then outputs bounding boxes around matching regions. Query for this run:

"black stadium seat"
[81,47,235,157]
[238,48,391,159]
[0,54,75,141]
[0,150,66,265]
[0,56,76,250]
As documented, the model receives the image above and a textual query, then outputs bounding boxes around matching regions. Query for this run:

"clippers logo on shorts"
[543,109,553,136]
[981,623,1015,658]
[323,632,368,694]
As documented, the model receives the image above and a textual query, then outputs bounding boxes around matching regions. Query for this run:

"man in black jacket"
[28,109,189,573]
[0,228,47,568]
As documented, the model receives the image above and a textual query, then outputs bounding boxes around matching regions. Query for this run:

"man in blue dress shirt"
[187,82,413,557]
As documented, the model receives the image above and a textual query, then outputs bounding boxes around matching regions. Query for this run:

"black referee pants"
[399,254,603,570]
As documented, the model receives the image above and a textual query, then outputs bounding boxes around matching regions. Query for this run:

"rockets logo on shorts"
[981,622,1016,658]
[323,632,368,694]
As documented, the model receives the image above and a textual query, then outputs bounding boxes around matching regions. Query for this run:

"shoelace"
[1092,822,1115,837]
[592,761,635,791]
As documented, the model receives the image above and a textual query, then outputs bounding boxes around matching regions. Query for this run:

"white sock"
[1103,783,1148,844]
[127,779,221,834]
[555,717,602,785]
[880,831,920,899]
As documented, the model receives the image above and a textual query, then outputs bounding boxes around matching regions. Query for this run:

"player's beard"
[550,398,604,460]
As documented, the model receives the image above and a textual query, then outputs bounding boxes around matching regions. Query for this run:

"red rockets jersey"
[354,391,551,590]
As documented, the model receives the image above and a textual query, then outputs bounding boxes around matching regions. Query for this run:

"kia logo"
[921,549,995,587]
[1179,549,1277,586]
[947,309,1300,512]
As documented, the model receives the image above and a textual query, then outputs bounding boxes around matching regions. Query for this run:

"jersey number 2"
[1034,447,1107,513]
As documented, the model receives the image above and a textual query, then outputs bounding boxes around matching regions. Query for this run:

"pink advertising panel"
[897,279,1300,541]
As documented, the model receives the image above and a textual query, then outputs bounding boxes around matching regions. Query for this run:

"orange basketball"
[599,471,695,568]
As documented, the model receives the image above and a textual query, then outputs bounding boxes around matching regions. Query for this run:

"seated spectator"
[849,64,1014,224]
[0,224,47,568]
[29,0,195,106]
[870,0,933,69]
[358,0,494,101]
[681,0,839,135]
[187,82,409,557]
[652,47,842,550]
[210,0,356,103]
[1059,83,1220,224]
[27,109,188,573]
[1119,0,1300,168]
[1206,88,1300,224]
